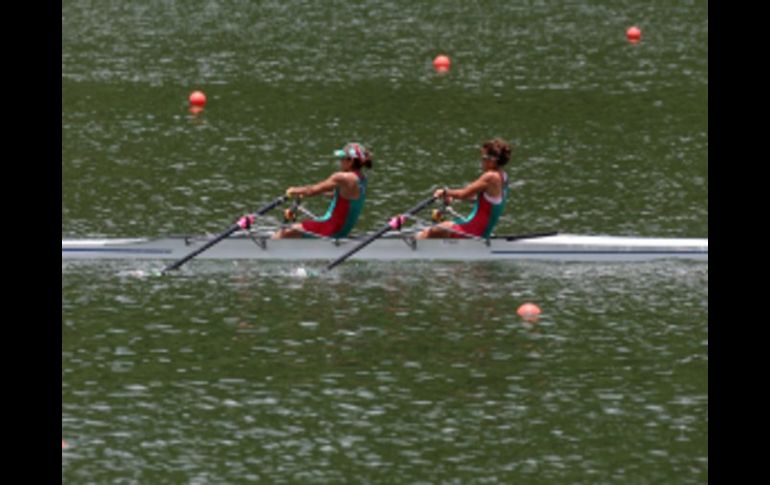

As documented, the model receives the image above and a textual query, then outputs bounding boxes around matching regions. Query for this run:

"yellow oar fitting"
[284,208,297,222]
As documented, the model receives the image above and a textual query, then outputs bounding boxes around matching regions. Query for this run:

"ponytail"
[482,138,512,166]
[353,151,373,169]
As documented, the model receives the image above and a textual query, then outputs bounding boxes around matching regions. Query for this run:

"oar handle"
[254,195,289,216]
[162,195,287,273]
[325,196,436,271]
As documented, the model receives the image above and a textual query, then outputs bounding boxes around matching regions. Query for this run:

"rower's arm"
[447,175,491,200]
[287,174,341,197]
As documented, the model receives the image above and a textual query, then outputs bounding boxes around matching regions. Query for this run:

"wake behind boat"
[61,232,708,263]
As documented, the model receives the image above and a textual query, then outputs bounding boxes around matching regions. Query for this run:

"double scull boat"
[61,232,708,263]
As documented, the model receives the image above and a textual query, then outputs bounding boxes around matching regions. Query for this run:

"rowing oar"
[325,195,436,271]
[161,195,287,273]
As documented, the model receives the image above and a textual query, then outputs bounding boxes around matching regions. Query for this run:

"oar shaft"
[325,196,435,271]
[162,195,286,273]
[162,224,240,273]
[325,226,390,271]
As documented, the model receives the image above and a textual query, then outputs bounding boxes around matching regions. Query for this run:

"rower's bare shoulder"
[479,171,500,184]
[332,171,359,184]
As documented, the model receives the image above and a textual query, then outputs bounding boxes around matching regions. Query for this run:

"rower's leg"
[416,221,456,239]
[272,224,305,239]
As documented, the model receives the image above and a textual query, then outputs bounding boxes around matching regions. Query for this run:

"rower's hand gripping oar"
[325,195,437,271]
[161,195,287,273]
[283,195,302,223]
[430,187,454,223]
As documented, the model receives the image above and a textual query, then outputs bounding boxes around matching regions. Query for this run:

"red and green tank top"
[451,171,509,238]
[301,171,367,238]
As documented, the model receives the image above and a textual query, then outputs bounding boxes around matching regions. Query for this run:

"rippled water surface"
[63,0,707,482]
[63,261,707,482]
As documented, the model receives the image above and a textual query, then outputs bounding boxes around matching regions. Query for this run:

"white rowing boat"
[61,232,708,262]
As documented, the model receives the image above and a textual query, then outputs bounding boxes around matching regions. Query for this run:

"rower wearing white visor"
[273,143,372,239]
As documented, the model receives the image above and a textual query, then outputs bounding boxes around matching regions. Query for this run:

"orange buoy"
[626,26,642,44]
[433,54,451,73]
[189,90,207,107]
[517,302,542,320]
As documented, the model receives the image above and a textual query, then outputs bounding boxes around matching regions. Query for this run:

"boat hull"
[61,233,708,262]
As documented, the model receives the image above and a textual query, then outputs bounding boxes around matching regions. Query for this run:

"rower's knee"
[273,224,303,239]
[417,226,443,239]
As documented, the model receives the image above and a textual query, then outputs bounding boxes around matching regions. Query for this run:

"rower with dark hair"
[418,138,512,239]
[273,142,372,239]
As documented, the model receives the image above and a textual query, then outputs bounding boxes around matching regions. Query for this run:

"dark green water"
[63,0,707,482]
